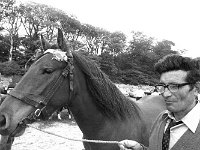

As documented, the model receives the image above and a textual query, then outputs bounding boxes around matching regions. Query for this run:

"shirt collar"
[165,102,200,133]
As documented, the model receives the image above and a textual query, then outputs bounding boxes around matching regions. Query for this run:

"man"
[119,54,200,150]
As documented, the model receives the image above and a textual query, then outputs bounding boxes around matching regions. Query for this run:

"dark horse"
[0,96,14,150]
[0,29,166,150]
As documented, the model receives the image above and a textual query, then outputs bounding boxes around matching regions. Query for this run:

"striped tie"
[162,119,183,150]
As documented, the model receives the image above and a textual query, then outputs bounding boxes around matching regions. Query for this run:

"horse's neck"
[69,66,106,136]
[68,63,146,145]
[70,92,106,136]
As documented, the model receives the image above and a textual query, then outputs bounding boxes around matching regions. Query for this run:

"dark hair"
[154,54,200,84]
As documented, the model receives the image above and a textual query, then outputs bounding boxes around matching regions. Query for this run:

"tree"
[80,24,111,55]
[107,31,126,55]
[100,51,117,79]
[0,0,23,61]
[20,2,60,42]
[60,14,82,41]
[153,40,177,60]
[19,2,63,63]
[0,35,9,62]
[128,31,154,56]
[80,24,99,54]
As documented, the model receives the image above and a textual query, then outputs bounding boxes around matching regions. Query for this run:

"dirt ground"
[11,120,84,150]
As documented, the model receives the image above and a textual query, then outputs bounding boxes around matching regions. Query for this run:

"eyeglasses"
[155,83,193,93]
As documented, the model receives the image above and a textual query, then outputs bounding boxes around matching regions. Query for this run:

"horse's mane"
[73,52,142,120]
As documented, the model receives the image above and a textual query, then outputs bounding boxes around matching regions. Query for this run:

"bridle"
[7,52,74,133]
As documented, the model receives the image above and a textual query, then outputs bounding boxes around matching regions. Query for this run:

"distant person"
[119,54,200,150]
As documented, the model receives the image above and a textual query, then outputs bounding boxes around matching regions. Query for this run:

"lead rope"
[26,124,120,144]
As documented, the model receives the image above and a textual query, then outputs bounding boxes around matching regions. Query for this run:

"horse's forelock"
[44,49,68,62]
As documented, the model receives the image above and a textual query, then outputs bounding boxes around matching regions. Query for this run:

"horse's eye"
[43,68,53,74]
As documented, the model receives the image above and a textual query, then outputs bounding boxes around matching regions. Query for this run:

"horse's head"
[0,29,73,136]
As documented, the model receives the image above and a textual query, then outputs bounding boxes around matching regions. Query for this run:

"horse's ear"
[40,34,51,51]
[57,28,72,56]
[57,28,67,50]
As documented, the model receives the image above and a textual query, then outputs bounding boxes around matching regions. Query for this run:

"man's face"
[160,70,197,119]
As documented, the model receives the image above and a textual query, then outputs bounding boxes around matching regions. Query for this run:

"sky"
[17,0,200,58]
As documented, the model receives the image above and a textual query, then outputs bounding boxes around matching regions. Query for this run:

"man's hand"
[118,140,143,150]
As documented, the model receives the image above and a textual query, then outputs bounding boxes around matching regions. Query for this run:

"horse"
[0,93,14,150]
[0,28,166,150]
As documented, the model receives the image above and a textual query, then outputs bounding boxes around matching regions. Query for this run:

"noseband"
[8,53,74,128]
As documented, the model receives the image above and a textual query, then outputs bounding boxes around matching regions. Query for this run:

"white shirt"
[165,102,200,149]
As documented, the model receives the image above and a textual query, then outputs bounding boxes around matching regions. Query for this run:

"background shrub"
[0,61,24,76]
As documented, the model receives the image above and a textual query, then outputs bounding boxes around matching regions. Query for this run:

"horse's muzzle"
[0,112,10,135]
[0,113,26,136]
[0,114,6,127]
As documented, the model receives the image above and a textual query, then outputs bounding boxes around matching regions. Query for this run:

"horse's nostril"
[0,115,6,127]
